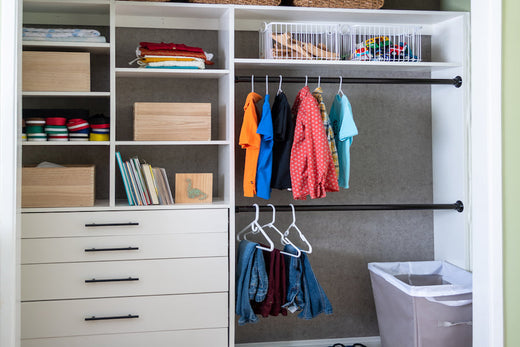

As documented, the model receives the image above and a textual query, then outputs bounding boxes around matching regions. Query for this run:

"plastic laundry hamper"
[368,261,472,347]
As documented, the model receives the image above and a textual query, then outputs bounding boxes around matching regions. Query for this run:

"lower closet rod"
[235,201,464,213]
[235,76,463,88]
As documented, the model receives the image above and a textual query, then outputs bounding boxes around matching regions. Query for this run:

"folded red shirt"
[139,42,204,54]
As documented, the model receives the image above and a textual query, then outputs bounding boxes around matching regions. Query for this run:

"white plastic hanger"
[251,75,254,93]
[277,75,283,95]
[338,76,344,96]
[261,204,301,258]
[317,76,321,89]
[305,75,308,87]
[265,75,269,95]
[284,204,312,254]
[236,204,274,252]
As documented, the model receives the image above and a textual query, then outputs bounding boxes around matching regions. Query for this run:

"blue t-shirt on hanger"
[256,94,273,199]
[329,93,358,189]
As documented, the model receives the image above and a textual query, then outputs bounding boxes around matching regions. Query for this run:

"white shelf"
[22,41,110,54]
[23,0,110,26]
[116,141,230,146]
[234,59,461,72]
[22,141,110,146]
[21,199,231,213]
[22,91,110,97]
[116,68,229,78]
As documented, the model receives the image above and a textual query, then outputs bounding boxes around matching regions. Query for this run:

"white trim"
[236,336,381,347]
[470,1,504,347]
[0,0,21,346]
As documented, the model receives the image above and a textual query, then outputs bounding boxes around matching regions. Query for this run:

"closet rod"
[235,201,464,213]
[235,76,463,88]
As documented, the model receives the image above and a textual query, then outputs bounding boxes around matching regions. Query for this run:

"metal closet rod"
[235,76,463,88]
[235,201,464,213]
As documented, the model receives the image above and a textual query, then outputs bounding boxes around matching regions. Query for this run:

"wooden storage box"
[134,102,211,141]
[22,165,95,208]
[22,51,90,92]
[175,173,213,204]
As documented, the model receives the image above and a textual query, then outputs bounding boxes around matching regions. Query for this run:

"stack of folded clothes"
[22,27,107,43]
[132,41,214,70]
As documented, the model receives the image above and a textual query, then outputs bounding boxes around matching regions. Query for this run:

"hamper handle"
[425,297,472,307]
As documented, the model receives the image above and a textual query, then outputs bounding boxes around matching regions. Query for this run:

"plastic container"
[368,261,472,347]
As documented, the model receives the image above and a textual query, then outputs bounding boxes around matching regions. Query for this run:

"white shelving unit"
[19,1,470,347]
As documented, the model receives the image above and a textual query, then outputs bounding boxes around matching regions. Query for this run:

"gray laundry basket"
[368,261,472,347]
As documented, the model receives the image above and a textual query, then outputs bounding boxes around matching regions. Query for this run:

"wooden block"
[22,165,95,208]
[22,51,90,92]
[134,102,211,141]
[175,173,212,204]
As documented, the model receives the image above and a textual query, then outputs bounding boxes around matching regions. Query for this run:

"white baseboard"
[236,336,381,347]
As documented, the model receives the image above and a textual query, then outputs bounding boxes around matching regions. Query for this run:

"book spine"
[132,157,151,205]
[129,159,147,206]
[153,167,166,205]
[125,160,142,206]
[115,152,134,206]
[142,163,159,205]
[160,168,174,205]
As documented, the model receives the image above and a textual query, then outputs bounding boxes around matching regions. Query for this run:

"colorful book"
[132,157,151,205]
[141,163,159,205]
[125,160,142,206]
[129,159,148,205]
[115,152,134,206]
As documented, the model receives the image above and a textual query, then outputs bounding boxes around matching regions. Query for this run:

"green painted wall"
[503,0,520,345]
[440,0,469,11]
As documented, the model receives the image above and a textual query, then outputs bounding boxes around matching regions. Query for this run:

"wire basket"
[291,0,383,8]
[345,25,422,62]
[260,22,343,60]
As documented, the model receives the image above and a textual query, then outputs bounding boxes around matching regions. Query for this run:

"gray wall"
[234,32,435,343]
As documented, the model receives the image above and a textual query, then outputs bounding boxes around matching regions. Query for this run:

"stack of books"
[116,152,174,206]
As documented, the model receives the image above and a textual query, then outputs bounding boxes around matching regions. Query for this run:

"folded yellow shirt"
[141,56,197,63]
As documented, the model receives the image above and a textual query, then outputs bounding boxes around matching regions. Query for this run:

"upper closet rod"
[235,201,464,213]
[235,76,463,88]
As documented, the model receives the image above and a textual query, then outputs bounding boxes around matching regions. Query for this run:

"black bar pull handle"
[85,247,139,252]
[85,222,139,227]
[85,277,139,283]
[85,314,139,321]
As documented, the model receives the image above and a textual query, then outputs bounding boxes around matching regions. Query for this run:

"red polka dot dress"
[290,86,339,200]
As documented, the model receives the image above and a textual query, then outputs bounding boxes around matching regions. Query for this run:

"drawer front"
[22,293,228,339]
[21,328,228,347]
[22,209,228,238]
[22,233,228,264]
[22,257,228,301]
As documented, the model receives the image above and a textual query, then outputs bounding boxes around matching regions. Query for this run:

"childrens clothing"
[290,86,339,200]
[329,93,358,189]
[313,86,340,178]
[239,92,262,197]
[271,92,294,190]
[256,94,274,200]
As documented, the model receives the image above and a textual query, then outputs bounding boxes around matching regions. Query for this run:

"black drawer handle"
[85,222,139,227]
[85,277,139,283]
[85,247,139,252]
[85,314,139,321]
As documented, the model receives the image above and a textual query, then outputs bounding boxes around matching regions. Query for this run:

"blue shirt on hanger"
[256,94,274,199]
[329,93,358,189]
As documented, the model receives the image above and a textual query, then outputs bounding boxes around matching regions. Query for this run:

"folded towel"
[140,60,205,69]
[22,36,107,43]
[23,27,101,38]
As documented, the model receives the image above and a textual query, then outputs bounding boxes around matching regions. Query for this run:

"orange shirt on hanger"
[239,92,262,197]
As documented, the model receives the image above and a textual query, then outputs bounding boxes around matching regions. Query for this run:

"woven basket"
[292,0,383,8]
[189,0,281,5]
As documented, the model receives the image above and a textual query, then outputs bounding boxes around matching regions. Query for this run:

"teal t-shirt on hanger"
[329,93,358,189]
[256,94,273,199]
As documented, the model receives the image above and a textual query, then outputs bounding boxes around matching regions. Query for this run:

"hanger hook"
[251,75,254,93]
[305,75,308,86]
[338,76,343,94]
[318,76,321,88]
[289,203,296,224]
[265,75,268,95]
[253,203,260,224]
[267,203,276,225]
[278,75,283,95]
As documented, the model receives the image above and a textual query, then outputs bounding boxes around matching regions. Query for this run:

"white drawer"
[21,328,228,347]
[22,209,228,238]
[22,257,228,301]
[21,293,228,339]
[22,232,228,264]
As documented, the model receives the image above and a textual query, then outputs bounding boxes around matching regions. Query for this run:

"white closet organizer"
[19,1,469,346]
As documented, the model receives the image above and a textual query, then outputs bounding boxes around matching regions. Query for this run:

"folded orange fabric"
[138,48,214,65]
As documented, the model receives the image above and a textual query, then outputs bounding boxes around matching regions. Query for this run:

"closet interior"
[19,1,469,346]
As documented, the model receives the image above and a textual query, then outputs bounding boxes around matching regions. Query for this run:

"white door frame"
[0,0,20,346]
[470,0,504,346]
[0,1,504,346]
